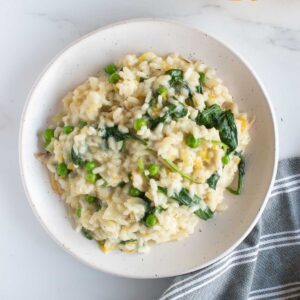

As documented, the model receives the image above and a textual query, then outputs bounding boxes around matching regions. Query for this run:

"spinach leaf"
[71,148,85,166]
[79,120,88,128]
[207,172,220,190]
[227,152,245,195]
[166,69,183,79]
[146,101,187,130]
[165,69,190,93]
[194,207,214,220]
[195,72,206,94]
[196,104,222,128]
[149,90,161,108]
[196,105,238,153]
[218,110,238,154]
[154,205,167,213]
[103,125,131,142]
[168,102,188,119]
[102,125,147,146]
[157,186,168,195]
[172,188,201,207]
[158,185,214,221]
[146,112,170,130]
[120,239,137,245]
[149,87,168,108]
[81,228,93,240]
[149,96,157,108]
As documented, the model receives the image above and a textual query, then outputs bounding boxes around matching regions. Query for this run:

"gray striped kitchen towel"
[160,158,300,300]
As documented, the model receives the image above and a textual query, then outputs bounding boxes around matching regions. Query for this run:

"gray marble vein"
[233,16,300,52]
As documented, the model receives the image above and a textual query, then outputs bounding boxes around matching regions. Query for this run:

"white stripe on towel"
[249,281,300,296]
[161,239,300,300]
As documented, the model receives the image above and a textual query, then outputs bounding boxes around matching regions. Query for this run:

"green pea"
[79,120,87,128]
[85,173,97,184]
[76,207,81,218]
[129,186,142,197]
[148,163,159,177]
[63,125,74,134]
[145,214,157,227]
[222,154,230,165]
[134,118,147,131]
[56,163,68,177]
[43,128,54,147]
[157,86,168,97]
[108,73,120,84]
[85,161,96,172]
[186,134,200,148]
[84,194,97,203]
[104,64,117,75]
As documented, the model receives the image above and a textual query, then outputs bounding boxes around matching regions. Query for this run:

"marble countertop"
[1,0,299,299]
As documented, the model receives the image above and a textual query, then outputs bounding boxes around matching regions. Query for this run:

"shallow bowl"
[19,19,278,278]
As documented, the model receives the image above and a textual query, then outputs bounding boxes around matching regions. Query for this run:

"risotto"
[37,52,252,253]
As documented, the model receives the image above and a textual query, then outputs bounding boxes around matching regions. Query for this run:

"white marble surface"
[1,0,299,299]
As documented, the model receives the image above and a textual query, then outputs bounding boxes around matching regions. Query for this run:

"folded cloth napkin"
[159,158,300,300]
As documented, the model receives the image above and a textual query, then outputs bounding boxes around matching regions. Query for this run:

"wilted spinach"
[165,69,185,92]
[194,206,214,220]
[148,86,168,108]
[146,101,187,130]
[146,112,170,130]
[149,97,158,108]
[168,101,188,119]
[196,104,222,129]
[195,72,206,94]
[120,239,137,245]
[218,110,238,153]
[81,228,93,240]
[207,172,220,190]
[103,125,132,141]
[157,185,214,221]
[157,186,168,195]
[172,188,201,207]
[71,148,85,166]
[165,69,191,95]
[196,104,238,153]
[172,188,214,220]
[227,152,245,195]
[154,205,167,213]
[102,125,147,146]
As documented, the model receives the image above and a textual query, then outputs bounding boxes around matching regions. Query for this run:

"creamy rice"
[37,52,252,253]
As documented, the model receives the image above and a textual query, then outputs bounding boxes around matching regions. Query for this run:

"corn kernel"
[138,52,156,63]
[99,243,115,253]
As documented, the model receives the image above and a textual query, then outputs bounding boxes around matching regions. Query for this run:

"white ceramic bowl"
[19,19,278,278]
